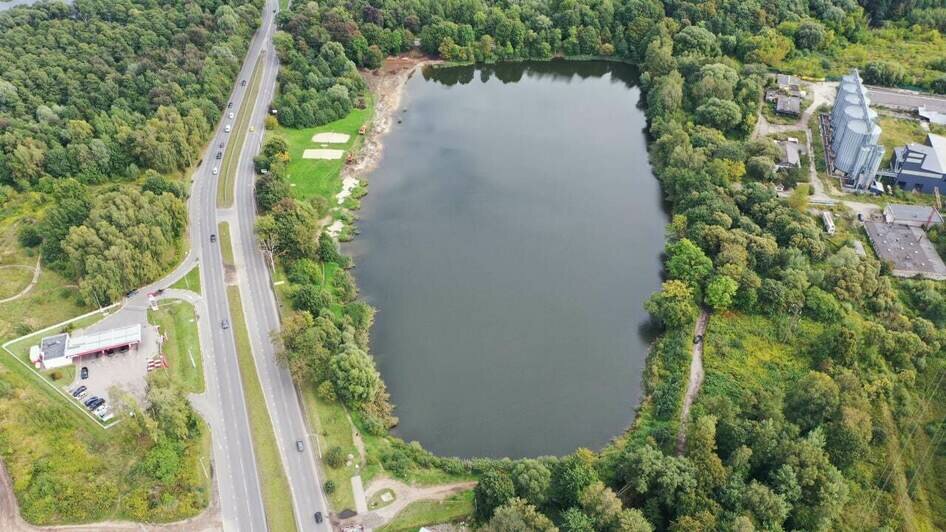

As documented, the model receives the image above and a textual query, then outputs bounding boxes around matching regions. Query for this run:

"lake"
[348,60,667,458]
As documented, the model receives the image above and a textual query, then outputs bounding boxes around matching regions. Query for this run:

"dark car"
[221,319,230,330]
[126,288,139,298]
[216,151,222,160]
[227,101,233,109]
[88,398,105,410]
[80,366,89,379]
[84,396,100,407]
[241,79,246,87]
[210,234,217,242]
[71,385,87,397]
[693,334,704,344]
[296,440,304,452]
[314,512,322,524]
[219,142,225,149]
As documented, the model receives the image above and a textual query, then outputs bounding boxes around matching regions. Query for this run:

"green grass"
[0,265,33,299]
[218,222,235,269]
[301,386,357,511]
[170,265,201,294]
[226,285,297,532]
[148,300,205,393]
[377,490,474,532]
[277,96,374,203]
[218,53,265,208]
[877,115,929,166]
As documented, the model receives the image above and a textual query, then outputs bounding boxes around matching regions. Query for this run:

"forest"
[265,0,946,530]
[0,0,263,303]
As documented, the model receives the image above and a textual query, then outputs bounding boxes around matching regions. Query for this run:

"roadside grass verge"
[148,300,204,393]
[377,490,474,532]
[218,53,265,208]
[218,222,235,268]
[226,285,297,532]
[276,95,374,203]
[170,264,201,294]
[301,386,357,511]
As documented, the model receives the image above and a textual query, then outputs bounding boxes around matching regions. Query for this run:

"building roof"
[776,95,801,115]
[778,139,801,166]
[66,324,142,357]
[884,204,944,225]
[777,73,800,87]
[919,106,946,126]
[864,221,946,279]
[40,333,68,361]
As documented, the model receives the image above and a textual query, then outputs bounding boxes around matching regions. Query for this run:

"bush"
[324,480,336,494]
[325,446,346,469]
[317,380,337,402]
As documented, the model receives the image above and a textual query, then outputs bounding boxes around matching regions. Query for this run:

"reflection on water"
[350,61,667,458]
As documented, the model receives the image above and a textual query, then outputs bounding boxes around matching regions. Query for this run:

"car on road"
[241,79,246,86]
[228,111,234,119]
[216,151,222,160]
[225,124,231,133]
[221,319,230,330]
[80,366,89,379]
[227,101,233,109]
[126,288,139,298]
[213,167,219,175]
[219,142,225,149]
[296,440,304,452]
[84,396,99,407]
[314,512,322,524]
[210,234,217,242]
[693,334,703,344]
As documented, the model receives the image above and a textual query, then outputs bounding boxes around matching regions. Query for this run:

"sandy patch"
[336,176,360,205]
[312,132,350,143]
[302,149,344,160]
[325,219,344,238]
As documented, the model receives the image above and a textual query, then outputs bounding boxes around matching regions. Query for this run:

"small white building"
[32,324,142,369]
[822,211,836,235]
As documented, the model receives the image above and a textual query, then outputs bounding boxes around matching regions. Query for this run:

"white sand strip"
[336,176,359,205]
[302,149,344,160]
[311,132,350,143]
[326,219,344,238]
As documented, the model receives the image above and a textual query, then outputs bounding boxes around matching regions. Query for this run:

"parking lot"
[65,306,161,412]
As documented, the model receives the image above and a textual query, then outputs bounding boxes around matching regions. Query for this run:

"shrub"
[325,446,345,468]
[317,380,337,402]
[324,480,336,494]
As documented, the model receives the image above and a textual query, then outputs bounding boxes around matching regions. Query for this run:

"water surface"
[350,60,666,458]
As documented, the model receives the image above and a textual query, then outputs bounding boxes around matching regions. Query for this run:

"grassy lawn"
[301,386,357,511]
[877,115,929,166]
[0,265,33,299]
[148,300,205,394]
[377,490,474,532]
[226,285,297,532]
[218,222,235,268]
[218,53,265,208]
[276,96,374,203]
[170,265,201,294]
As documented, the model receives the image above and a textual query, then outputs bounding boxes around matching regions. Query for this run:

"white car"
[225,124,231,133]
[229,112,234,119]
[212,167,219,175]
[94,404,109,417]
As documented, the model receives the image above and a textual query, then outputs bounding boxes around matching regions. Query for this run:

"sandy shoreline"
[328,54,440,237]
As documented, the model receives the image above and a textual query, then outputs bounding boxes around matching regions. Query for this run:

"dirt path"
[0,462,222,531]
[0,257,41,304]
[344,476,475,529]
[676,309,709,455]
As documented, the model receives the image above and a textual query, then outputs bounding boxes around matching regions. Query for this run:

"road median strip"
[218,52,265,208]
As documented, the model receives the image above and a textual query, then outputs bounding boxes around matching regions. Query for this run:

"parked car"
[84,396,100,407]
[99,412,114,422]
[126,288,139,298]
[88,399,105,411]
[296,440,304,452]
[80,366,89,379]
[94,404,108,416]
[77,390,89,400]
[210,234,217,242]
[221,319,230,330]
[314,512,322,524]
[71,385,87,397]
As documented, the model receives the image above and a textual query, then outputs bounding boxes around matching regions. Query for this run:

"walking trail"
[676,309,709,456]
[0,257,41,304]
[342,476,475,529]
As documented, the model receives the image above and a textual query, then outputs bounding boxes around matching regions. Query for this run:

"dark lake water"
[348,60,667,458]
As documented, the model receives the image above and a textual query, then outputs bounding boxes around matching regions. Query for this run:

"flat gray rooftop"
[40,333,68,361]
[864,221,946,279]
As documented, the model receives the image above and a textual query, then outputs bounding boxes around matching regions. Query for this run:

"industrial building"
[825,69,885,191]
[30,324,142,369]
[889,133,946,194]
[883,204,944,226]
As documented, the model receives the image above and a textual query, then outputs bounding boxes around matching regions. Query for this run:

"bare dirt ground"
[0,463,222,531]
[340,476,475,530]
[676,309,709,455]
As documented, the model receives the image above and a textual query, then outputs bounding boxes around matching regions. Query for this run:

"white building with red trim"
[30,324,142,369]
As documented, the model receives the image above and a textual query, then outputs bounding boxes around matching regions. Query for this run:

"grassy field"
[0,265,33,299]
[877,115,929,165]
[218,222,235,269]
[148,300,204,394]
[226,285,297,532]
[218,53,265,208]
[301,386,357,511]
[170,265,201,294]
[377,490,474,532]
[277,97,374,202]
